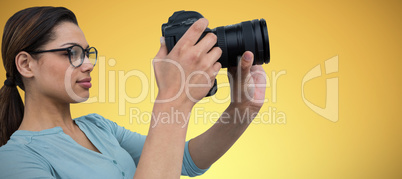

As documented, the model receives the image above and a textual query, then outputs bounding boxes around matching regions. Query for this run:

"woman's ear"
[15,51,35,78]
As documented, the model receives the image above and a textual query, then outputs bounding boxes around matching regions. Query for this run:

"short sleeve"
[110,122,147,167]
[181,141,209,177]
[88,114,147,167]
[92,114,209,176]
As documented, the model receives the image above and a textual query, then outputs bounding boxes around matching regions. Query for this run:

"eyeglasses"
[28,45,98,67]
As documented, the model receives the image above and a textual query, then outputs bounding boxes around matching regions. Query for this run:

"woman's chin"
[77,96,89,103]
[68,91,90,103]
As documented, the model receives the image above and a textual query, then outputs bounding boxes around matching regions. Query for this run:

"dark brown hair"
[0,6,78,146]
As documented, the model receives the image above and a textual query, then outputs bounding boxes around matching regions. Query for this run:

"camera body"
[161,11,218,61]
[162,10,270,96]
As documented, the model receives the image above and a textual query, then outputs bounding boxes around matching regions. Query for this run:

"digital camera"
[162,11,270,96]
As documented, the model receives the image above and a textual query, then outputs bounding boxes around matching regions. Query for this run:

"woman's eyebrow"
[60,42,90,49]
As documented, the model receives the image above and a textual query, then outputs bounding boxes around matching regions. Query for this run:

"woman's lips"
[77,81,92,88]
[77,78,92,89]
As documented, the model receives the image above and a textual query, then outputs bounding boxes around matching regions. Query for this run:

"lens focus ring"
[215,27,228,68]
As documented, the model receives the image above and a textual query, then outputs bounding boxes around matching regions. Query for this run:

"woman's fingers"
[239,51,254,82]
[174,18,209,48]
[203,46,222,66]
[154,18,225,102]
[195,33,217,54]
[212,61,222,73]
[154,37,168,60]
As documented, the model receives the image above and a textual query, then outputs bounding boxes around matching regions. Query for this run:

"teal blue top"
[0,113,208,178]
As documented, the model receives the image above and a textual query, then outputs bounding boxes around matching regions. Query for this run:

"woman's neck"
[18,94,75,132]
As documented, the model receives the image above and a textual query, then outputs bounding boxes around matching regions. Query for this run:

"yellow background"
[1,0,401,178]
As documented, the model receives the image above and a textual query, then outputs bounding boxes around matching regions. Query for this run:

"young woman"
[0,6,266,178]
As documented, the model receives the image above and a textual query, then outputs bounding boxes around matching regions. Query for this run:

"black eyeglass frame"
[28,45,98,67]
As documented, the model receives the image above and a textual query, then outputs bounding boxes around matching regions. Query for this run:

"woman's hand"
[136,19,222,179]
[228,51,267,111]
[153,18,222,106]
[187,52,267,169]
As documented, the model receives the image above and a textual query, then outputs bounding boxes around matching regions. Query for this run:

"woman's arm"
[134,101,192,178]
[134,18,222,179]
[188,51,267,169]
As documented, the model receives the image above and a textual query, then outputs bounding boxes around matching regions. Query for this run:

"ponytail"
[0,6,78,146]
[0,84,24,146]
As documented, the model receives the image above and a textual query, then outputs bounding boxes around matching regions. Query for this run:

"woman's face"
[30,22,94,103]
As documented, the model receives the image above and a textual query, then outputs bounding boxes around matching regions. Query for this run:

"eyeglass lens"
[70,46,97,67]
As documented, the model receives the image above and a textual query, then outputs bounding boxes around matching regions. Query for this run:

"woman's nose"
[80,57,94,72]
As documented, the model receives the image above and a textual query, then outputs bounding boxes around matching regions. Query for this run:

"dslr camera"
[162,10,270,96]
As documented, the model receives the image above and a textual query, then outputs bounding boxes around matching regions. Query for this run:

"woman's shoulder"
[0,137,54,178]
[0,132,40,157]
[74,113,119,133]
[0,131,33,152]
[75,113,111,125]
[0,134,51,166]
[0,139,22,153]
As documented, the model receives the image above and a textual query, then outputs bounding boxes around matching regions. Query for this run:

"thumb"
[154,37,168,59]
[239,51,254,81]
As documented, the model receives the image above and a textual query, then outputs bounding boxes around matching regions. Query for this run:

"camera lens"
[212,19,270,68]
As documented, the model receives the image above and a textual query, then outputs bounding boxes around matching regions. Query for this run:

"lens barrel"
[212,19,270,68]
